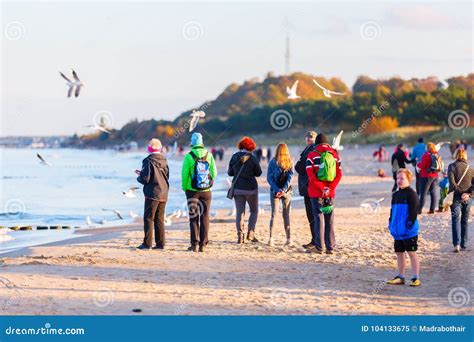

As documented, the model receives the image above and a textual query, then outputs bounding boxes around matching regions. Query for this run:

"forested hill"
[69,72,473,148]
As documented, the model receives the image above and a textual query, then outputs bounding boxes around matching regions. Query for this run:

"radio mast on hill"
[283,17,293,75]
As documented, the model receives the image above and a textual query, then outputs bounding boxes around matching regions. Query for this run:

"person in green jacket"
[181,132,217,252]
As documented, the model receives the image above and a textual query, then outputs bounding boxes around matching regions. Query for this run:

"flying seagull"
[312,79,346,98]
[123,187,140,198]
[59,69,84,98]
[189,110,206,132]
[36,153,51,166]
[102,208,124,220]
[332,130,344,151]
[435,141,450,152]
[286,80,301,100]
[129,211,139,219]
[85,124,111,134]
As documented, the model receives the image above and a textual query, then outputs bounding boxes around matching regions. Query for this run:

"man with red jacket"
[305,133,342,254]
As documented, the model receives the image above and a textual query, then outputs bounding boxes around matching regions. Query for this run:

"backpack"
[429,153,444,173]
[317,151,336,182]
[190,151,213,190]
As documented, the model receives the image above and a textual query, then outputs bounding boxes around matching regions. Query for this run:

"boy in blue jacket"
[387,168,421,287]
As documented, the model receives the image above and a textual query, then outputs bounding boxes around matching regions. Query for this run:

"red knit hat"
[238,136,257,152]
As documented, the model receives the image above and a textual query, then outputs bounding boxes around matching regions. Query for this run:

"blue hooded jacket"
[410,143,426,164]
[389,187,420,240]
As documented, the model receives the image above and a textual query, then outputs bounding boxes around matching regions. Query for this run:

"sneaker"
[199,245,206,253]
[187,245,199,252]
[268,237,274,247]
[386,276,405,285]
[302,242,314,249]
[409,278,421,287]
[137,243,151,250]
[453,245,461,253]
[306,245,323,254]
[152,245,164,250]
[461,246,467,251]
[326,249,334,255]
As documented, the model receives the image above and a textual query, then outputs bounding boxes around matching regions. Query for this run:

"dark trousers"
[310,198,335,251]
[143,199,166,248]
[451,198,471,248]
[415,169,421,194]
[392,172,398,192]
[419,177,439,213]
[304,195,315,244]
[185,190,212,247]
[234,192,259,233]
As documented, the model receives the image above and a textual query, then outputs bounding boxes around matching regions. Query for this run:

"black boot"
[247,230,259,243]
[237,232,245,244]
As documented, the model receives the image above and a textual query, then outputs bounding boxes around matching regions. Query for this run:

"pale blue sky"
[2,1,472,136]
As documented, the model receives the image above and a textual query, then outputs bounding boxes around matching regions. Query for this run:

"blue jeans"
[419,177,439,213]
[450,198,471,248]
[310,198,335,251]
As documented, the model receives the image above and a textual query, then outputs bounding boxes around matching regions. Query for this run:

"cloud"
[386,4,459,29]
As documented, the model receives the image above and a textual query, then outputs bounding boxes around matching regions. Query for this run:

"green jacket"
[181,145,217,192]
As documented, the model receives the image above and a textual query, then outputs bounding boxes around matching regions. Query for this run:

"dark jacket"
[227,151,262,191]
[295,144,315,196]
[391,148,412,171]
[448,160,473,200]
[389,186,419,240]
[137,153,169,201]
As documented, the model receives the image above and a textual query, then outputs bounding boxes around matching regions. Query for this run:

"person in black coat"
[228,136,262,244]
[391,144,412,192]
[294,131,317,248]
[135,138,170,250]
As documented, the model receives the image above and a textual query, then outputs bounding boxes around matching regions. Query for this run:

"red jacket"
[306,144,342,198]
[417,152,439,178]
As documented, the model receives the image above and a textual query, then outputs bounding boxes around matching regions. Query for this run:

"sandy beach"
[1,146,472,315]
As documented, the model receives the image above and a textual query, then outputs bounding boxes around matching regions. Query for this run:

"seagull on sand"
[332,130,344,151]
[435,141,450,152]
[59,69,84,98]
[123,187,140,198]
[86,216,93,226]
[312,79,346,98]
[286,80,301,99]
[102,208,124,220]
[189,110,206,132]
[36,153,51,166]
[85,124,111,134]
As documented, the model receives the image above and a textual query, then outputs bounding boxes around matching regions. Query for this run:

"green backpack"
[317,151,336,182]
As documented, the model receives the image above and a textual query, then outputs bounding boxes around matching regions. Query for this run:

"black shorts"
[394,236,418,253]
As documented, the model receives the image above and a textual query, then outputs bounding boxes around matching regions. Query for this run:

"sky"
[1,0,472,136]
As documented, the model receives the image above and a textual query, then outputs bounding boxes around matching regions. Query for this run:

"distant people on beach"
[417,142,443,214]
[373,144,388,163]
[267,143,294,246]
[386,168,421,287]
[135,138,170,250]
[181,133,217,252]
[227,136,262,244]
[267,147,272,163]
[391,144,413,192]
[254,147,263,164]
[295,131,317,248]
[305,133,342,254]
[410,137,426,194]
[447,148,473,253]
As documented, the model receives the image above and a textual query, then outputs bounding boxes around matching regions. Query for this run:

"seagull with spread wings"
[286,80,301,99]
[313,79,346,98]
[59,69,84,98]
